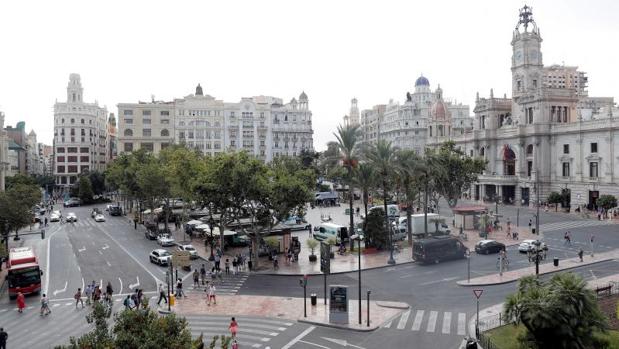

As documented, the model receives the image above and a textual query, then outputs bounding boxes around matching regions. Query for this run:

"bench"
[595,285,612,297]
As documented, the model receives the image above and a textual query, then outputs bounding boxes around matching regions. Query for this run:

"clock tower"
[511,5,543,124]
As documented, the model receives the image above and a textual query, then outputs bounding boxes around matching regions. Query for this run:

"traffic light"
[41,229,45,239]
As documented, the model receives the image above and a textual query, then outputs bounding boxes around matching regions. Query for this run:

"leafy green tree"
[425,141,486,208]
[78,176,95,204]
[5,174,37,190]
[34,175,55,193]
[334,124,361,249]
[547,191,563,212]
[88,171,106,196]
[503,273,609,349]
[353,163,375,236]
[137,156,171,229]
[364,208,388,249]
[597,194,617,211]
[0,182,41,240]
[395,150,423,249]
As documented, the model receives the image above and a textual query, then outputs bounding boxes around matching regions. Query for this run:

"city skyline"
[1,0,618,150]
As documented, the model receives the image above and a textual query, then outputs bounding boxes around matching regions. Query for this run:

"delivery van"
[413,236,467,264]
[314,223,349,244]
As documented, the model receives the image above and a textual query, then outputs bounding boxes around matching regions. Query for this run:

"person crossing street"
[40,294,51,316]
[74,288,84,309]
[157,283,168,306]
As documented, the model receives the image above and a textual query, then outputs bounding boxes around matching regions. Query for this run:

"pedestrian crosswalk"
[184,314,294,348]
[187,272,249,296]
[383,309,468,336]
[538,219,612,233]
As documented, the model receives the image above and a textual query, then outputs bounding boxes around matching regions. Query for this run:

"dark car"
[145,229,158,240]
[109,206,122,216]
[64,198,81,207]
[475,240,506,255]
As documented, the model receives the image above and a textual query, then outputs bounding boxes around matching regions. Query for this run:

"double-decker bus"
[7,247,42,299]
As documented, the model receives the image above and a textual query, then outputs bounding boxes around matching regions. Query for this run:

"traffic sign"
[172,250,191,267]
[473,289,483,299]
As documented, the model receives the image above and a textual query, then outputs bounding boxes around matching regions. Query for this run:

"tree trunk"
[424,179,428,236]
[383,180,390,250]
[348,166,354,250]
[406,202,413,257]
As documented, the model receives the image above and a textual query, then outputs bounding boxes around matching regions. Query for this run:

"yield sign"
[473,289,484,299]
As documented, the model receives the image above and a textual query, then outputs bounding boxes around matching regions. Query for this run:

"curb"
[375,301,410,310]
[457,258,614,286]
[251,260,417,277]
[297,318,379,332]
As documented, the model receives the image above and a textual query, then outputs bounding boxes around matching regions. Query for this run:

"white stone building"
[427,6,619,210]
[53,74,109,188]
[0,112,8,191]
[118,84,314,161]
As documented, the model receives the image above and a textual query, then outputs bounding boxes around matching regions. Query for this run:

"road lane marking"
[106,260,112,267]
[129,276,140,290]
[396,310,410,329]
[457,313,466,335]
[119,277,123,294]
[102,244,109,250]
[78,246,86,252]
[281,326,315,349]
[44,225,62,296]
[81,278,85,293]
[442,312,451,334]
[426,311,438,333]
[411,310,424,331]
[53,281,68,296]
[98,250,103,255]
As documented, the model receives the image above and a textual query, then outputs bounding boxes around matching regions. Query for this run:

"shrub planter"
[329,252,335,259]
[309,254,317,262]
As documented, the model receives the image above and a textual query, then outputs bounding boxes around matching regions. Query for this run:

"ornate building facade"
[428,6,619,210]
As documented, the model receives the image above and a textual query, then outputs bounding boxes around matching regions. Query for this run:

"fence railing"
[478,332,501,349]
[593,281,619,299]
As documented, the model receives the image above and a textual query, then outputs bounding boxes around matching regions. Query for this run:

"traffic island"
[172,294,408,332]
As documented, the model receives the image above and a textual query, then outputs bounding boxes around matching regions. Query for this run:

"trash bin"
[311,293,317,306]
[169,294,176,306]
[532,228,536,235]
[553,257,559,267]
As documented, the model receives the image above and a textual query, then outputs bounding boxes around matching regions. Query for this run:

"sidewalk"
[457,222,542,251]
[458,248,619,286]
[169,294,408,331]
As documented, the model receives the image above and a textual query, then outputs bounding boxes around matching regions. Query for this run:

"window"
[68,156,78,162]
[124,143,134,152]
[527,161,533,177]
[56,156,65,162]
[161,119,170,124]
[124,129,133,137]
[526,144,533,156]
[80,166,89,173]
[562,162,570,177]
[533,80,537,88]
[140,143,154,152]
[124,110,133,116]
[60,177,67,184]
[56,166,65,173]
[57,147,65,153]
[563,144,569,154]
[143,119,151,124]
[142,129,151,137]
[161,129,169,137]
[81,119,85,124]
[142,110,151,116]
[70,128,75,136]
[160,110,170,116]
[80,156,89,162]
[125,119,133,124]
[67,147,78,153]
[589,162,598,178]
[591,143,598,153]
[81,129,85,136]
[161,143,170,149]
[68,165,78,173]
[80,147,88,153]
[70,118,75,124]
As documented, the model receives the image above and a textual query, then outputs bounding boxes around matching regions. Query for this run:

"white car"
[66,212,78,222]
[94,214,106,222]
[518,239,547,253]
[157,234,175,247]
[50,213,60,222]
[177,244,197,259]
[149,249,172,266]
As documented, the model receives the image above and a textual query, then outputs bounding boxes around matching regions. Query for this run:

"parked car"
[149,249,172,266]
[94,214,106,222]
[474,240,505,254]
[145,229,158,240]
[157,234,175,247]
[64,198,81,207]
[109,205,122,216]
[91,208,102,218]
[50,212,61,222]
[177,244,198,259]
[518,239,547,253]
[66,212,78,223]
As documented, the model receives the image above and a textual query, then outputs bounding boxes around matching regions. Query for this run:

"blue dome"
[415,75,430,87]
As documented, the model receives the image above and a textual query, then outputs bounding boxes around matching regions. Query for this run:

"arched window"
[124,129,133,137]
[526,144,533,156]
[161,129,169,137]
[480,147,485,157]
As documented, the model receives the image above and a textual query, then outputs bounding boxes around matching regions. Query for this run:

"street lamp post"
[352,234,364,325]
[465,249,471,283]
[531,240,545,277]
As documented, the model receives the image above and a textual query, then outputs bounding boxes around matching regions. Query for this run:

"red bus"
[7,247,42,299]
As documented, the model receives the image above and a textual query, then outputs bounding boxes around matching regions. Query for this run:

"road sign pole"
[324,273,327,305]
[476,298,480,338]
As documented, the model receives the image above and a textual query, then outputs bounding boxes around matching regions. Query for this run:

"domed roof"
[299,91,308,101]
[431,99,450,120]
[415,75,430,87]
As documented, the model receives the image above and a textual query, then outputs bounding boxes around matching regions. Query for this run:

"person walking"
[0,327,7,349]
[229,317,238,339]
[200,264,207,286]
[232,257,238,275]
[40,294,51,316]
[157,283,168,306]
[214,254,221,272]
[578,249,584,262]
[84,283,93,305]
[176,279,186,298]
[123,295,134,310]
[16,292,25,313]
[193,269,200,288]
[224,258,230,275]
[105,281,114,304]
[74,288,84,309]
[207,284,216,305]
[44,217,48,227]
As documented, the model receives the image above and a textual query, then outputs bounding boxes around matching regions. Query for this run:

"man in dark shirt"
[0,327,8,349]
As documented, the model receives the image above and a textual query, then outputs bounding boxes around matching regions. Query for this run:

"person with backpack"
[123,295,134,310]
[74,288,84,309]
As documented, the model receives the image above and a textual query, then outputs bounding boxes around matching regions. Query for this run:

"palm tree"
[504,273,609,349]
[395,150,423,256]
[366,139,398,264]
[333,124,361,250]
[353,163,375,236]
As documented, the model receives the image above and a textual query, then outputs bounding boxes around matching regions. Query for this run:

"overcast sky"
[1,0,617,150]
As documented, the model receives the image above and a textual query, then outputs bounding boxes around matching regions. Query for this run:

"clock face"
[529,49,538,61]
[515,50,523,64]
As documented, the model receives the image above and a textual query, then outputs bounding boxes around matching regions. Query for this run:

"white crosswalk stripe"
[383,309,467,336]
[187,272,249,295]
[538,220,612,233]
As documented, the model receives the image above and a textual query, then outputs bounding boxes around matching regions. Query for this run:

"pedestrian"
[84,283,93,305]
[93,286,102,303]
[308,224,313,238]
[176,279,186,298]
[137,289,144,306]
[0,327,7,349]
[157,283,168,305]
[74,288,84,308]
[225,258,230,275]
[200,264,207,285]
[273,253,279,270]
[106,281,114,303]
[16,292,25,313]
[578,249,584,262]
[229,317,238,339]
[232,257,237,276]
[44,217,48,226]
[134,217,138,230]
[40,293,51,316]
[528,219,532,232]
[207,284,216,305]
[123,295,134,310]
[231,339,239,349]
[214,254,221,272]
[506,225,512,239]
[193,269,200,288]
